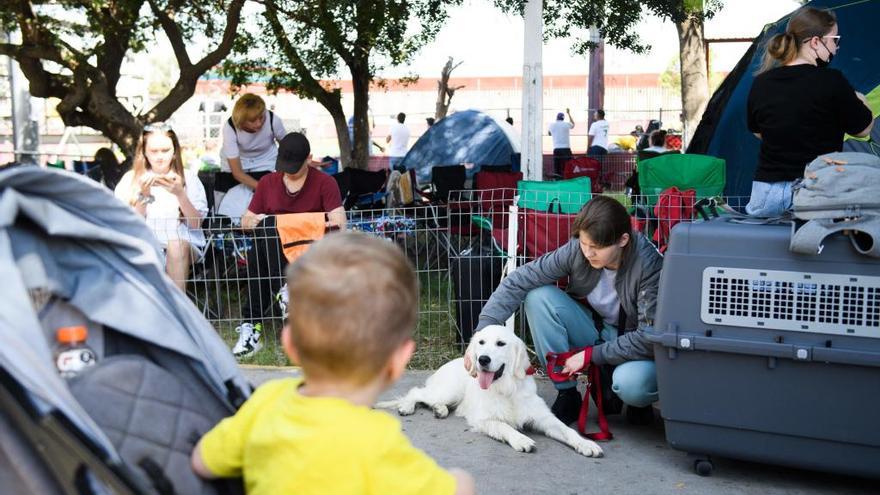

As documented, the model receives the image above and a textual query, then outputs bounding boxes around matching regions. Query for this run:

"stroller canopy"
[0,166,249,489]
[401,109,521,183]
[687,0,880,197]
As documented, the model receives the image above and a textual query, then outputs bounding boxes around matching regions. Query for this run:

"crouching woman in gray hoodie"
[474,195,663,425]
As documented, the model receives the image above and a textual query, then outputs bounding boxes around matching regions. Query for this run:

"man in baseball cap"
[233,131,345,360]
[275,132,312,174]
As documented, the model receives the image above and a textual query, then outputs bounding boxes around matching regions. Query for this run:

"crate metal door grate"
[702,267,880,337]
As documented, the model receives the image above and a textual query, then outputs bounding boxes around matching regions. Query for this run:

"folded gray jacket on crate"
[790,152,880,258]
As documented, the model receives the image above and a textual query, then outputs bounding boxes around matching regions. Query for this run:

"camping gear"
[637,154,725,208]
[688,0,880,197]
[648,217,880,478]
[517,176,592,214]
[563,156,605,193]
[789,152,880,258]
[0,166,249,493]
[400,110,521,183]
[792,152,880,220]
[652,187,696,253]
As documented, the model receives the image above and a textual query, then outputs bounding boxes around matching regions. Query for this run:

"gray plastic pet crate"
[647,218,880,478]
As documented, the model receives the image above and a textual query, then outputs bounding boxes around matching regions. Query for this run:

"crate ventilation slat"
[702,267,880,337]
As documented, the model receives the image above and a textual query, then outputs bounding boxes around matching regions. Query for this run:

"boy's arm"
[450,469,476,495]
[191,439,218,480]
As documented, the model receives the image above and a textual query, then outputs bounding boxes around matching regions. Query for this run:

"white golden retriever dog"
[377,325,603,457]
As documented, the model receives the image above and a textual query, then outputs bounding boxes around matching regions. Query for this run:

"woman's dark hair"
[758,7,836,74]
[649,130,667,147]
[571,195,632,247]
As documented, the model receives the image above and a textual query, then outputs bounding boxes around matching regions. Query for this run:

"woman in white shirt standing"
[115,123,208,291]
[219,94,286,217]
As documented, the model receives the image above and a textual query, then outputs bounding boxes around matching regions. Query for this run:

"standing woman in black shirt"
[746,7,873,217]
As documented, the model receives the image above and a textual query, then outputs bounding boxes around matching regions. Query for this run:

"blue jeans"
[745,180,793,217]
[524,285,659,407]
[389,156,406,172]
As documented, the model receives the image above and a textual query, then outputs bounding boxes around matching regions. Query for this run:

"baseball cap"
[276,132,311,174]
[556,112,564,120]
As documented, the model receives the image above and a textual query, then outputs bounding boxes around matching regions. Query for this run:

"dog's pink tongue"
[477,370,494,389]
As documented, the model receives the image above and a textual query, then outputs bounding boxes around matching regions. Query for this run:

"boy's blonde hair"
[231,93,266,128]
[286,232,419,385]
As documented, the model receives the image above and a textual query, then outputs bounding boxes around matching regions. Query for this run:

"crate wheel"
[694,459,714,477]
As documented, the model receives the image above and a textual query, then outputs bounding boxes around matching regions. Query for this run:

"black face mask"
[815,40,834,68]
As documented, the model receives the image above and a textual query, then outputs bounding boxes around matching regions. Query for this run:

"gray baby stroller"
[0,166,251,494]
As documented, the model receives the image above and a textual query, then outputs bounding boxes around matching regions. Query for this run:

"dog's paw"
[574,439,604,458]
[397,403,416,416]
[508,435,536,453]
[432,405,449,419]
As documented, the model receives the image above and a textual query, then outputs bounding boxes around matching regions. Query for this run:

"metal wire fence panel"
[171,192,752,369]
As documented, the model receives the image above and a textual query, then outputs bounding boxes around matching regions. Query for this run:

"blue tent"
[688,0,880,197]
[400,110,520,183]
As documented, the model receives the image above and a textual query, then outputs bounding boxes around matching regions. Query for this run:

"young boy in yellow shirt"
[191,232,475,494]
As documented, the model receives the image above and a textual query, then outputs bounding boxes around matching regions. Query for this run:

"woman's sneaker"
[233,322,263,359]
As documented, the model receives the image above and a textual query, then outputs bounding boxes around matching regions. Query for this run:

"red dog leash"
[545,347,613,441]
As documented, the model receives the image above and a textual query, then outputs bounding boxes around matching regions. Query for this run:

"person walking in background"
[387,112,411,172]
[746,6,873,217]
[548,108,575,178]
[587,109,610,156]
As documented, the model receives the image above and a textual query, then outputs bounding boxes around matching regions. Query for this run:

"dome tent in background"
[687,0,880,198]
[400,109,520,183]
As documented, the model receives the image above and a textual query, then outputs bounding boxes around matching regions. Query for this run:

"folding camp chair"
[633,153,726,243]
[563,156,607,193]
[336,168,389,210]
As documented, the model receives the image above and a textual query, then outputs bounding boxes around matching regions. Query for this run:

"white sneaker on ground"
[232,322,263,359]
[276,283,289,320]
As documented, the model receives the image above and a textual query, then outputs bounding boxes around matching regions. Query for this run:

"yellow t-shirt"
[199,378,457,495]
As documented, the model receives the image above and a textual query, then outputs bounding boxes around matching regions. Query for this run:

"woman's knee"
[165,240,193,265]
[524,285,565,312]
[611,360,658,408]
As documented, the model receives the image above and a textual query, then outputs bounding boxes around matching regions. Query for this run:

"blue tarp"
[688,0,880,197]
[400,110,520,183]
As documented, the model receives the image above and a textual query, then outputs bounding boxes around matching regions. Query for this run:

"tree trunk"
[435,57,464,120]
[676,13,710,146]
[350,60,372,170]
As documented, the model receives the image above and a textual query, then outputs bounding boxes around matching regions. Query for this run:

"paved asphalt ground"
[243,367,875,495]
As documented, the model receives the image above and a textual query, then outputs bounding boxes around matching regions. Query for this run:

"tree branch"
[143,0,245,123]
[262,0,340,109]
[148,0,193,70]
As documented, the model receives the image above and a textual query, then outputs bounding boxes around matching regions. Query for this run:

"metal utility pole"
[521,0,543,181]
[587,26,604,129]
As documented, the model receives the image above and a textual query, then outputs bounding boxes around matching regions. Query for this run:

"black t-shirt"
[747,65,872,182]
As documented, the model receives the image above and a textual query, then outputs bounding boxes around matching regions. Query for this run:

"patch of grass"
[208,270,460,369]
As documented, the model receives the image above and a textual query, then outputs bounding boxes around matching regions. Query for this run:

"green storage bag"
[517,176,592,214]
[638,154,725,207]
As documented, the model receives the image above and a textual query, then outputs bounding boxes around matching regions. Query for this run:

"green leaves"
[494,0,723,55]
